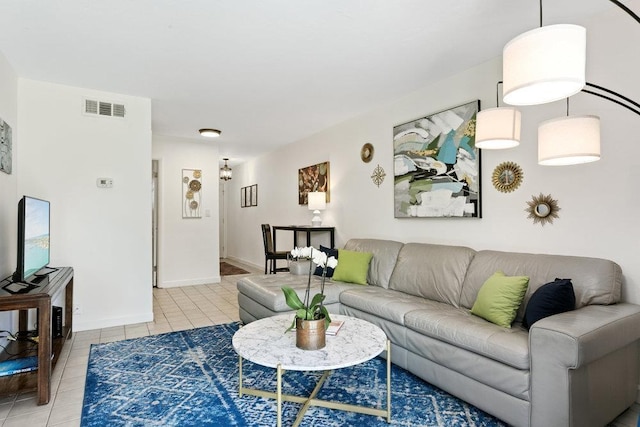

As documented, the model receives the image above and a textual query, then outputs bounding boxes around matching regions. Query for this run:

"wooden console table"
[272,225,336,249]
[0,267,73,404]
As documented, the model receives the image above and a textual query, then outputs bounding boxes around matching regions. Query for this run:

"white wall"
[0,51,18,345]
[17,79,153,331]
[152,135,220,287]
[227,7,640,305]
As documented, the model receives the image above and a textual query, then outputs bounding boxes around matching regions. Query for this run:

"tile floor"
[0,258,638,426]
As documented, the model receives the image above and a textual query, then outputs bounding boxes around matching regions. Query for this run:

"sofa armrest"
[529,303,640,427]
[530,303,640,368]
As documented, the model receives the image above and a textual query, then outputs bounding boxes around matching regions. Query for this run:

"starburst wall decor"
[371,164,386,187]
[525,193,560,226]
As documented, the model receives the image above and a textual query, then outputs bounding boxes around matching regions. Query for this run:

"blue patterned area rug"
[81,323,506,426]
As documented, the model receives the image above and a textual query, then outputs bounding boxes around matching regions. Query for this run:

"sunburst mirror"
[492,161,523,193]
[525,193,560,226]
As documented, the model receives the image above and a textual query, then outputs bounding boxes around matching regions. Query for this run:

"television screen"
[23,197,50,278]
[16,196,50,282]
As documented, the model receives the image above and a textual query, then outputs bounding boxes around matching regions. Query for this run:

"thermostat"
[96,178,113,188]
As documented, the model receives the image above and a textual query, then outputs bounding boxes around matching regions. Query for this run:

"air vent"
[83,98,126,118]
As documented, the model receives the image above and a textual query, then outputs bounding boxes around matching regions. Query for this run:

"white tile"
[3,409,51,427]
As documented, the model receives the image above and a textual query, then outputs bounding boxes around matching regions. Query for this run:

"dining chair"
[261,224,289,274]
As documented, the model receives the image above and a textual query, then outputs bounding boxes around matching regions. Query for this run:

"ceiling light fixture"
[199,128,221,138]
[219,158,232,181]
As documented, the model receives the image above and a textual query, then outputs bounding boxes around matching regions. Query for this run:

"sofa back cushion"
[460,250,622,323]
[343,239,404,289]
[388,243,477,307]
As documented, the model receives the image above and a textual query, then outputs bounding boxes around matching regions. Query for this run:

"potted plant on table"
[281,247,338,350]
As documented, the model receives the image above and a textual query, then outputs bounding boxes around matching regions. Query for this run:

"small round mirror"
[534,203,551,217]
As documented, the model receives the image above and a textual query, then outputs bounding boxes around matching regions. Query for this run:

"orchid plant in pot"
[288,246,313,275]
[281,247,338,350]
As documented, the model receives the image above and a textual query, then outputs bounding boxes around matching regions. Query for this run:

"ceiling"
[0,1,613,166]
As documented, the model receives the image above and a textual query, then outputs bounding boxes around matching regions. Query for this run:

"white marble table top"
[232,314,387,371]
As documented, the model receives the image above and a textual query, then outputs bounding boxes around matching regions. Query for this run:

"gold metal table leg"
[277,363,283,427]
[238,355,243,397]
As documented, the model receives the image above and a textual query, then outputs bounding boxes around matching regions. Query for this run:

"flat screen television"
[12,196,51,284]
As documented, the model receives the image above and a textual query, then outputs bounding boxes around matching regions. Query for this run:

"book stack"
[326,320,345,336]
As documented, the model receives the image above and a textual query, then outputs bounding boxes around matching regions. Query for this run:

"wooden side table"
[0,267,74,404]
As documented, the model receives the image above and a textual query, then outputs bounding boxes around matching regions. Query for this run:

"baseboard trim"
[158,276,221,288]
[73,312,154,332]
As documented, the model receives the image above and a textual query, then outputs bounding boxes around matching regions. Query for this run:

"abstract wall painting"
[393,100,481,218]
[0,117,12,174]
[183,169,202,218]
[298,161,330,205]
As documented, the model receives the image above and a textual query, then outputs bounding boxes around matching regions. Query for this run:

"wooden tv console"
[0,267,73,404]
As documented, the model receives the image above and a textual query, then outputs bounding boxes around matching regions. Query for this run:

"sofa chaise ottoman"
[236,238,640,427]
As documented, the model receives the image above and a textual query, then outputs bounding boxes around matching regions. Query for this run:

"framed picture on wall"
[250,184,258,206]
[241,187,246,208]
[298,161,330,205]
[393,100,481,218]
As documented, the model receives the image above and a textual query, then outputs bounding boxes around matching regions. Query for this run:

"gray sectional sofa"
[236,238,640,427]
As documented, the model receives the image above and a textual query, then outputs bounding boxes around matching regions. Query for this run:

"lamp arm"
[585,82,640,111]
[582,84,640,117]
[609,0,640,25]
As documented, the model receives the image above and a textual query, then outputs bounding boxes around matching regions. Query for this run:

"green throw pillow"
[331,249,373,285]
[471,271,529,328]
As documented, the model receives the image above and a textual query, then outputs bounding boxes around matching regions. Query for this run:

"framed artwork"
[393,100,481,218]
[250,184,258,206]
[182,169,202,218]
[241,185,258,208]
[298,161,330,205]
[0,117,12,175]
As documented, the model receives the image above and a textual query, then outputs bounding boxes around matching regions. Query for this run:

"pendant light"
[503,24,586,106]
[538,115,600,166]
[219,158,232,181]
[476,106,522,149]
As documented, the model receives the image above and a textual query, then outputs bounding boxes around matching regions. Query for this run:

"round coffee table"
[232,314,391,427]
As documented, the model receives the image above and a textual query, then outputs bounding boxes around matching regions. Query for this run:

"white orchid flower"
[326,256,338,269]
[300,246,313,259]
[312,251,328,267]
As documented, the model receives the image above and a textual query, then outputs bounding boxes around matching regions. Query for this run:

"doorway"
[152,159,159,287]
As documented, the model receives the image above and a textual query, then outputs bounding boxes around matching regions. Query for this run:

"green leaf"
[296,308,312,320]
[319,306,331,329]
[308,293,325,310]
[285,317,296,332]
[281,286,305,310]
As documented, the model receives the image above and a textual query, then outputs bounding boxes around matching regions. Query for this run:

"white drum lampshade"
[538,115,600,166]
[503,24,587,106]
[308,191,326,227]
[476,107,522,149]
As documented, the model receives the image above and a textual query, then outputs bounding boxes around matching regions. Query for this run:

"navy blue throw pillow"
[313,245,338,278]
[523,278,575,329]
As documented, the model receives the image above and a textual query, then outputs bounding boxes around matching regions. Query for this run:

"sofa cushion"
[460,250,622,323]
[313,245,338,277]
[471,271,529,328]
[523,278,575,329]
[388,243,476,307]
[405,307,530,370]
[339,287,435,325]
[237,274,358,312]
[343,239,404,288]
[331,249,373,285]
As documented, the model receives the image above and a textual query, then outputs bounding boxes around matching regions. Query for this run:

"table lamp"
[307,192,326,227]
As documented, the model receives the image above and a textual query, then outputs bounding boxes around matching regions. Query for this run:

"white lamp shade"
[538,115,600,166]
[307,192,326,210]
[476,107,521,149]
[503,24,586,106]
